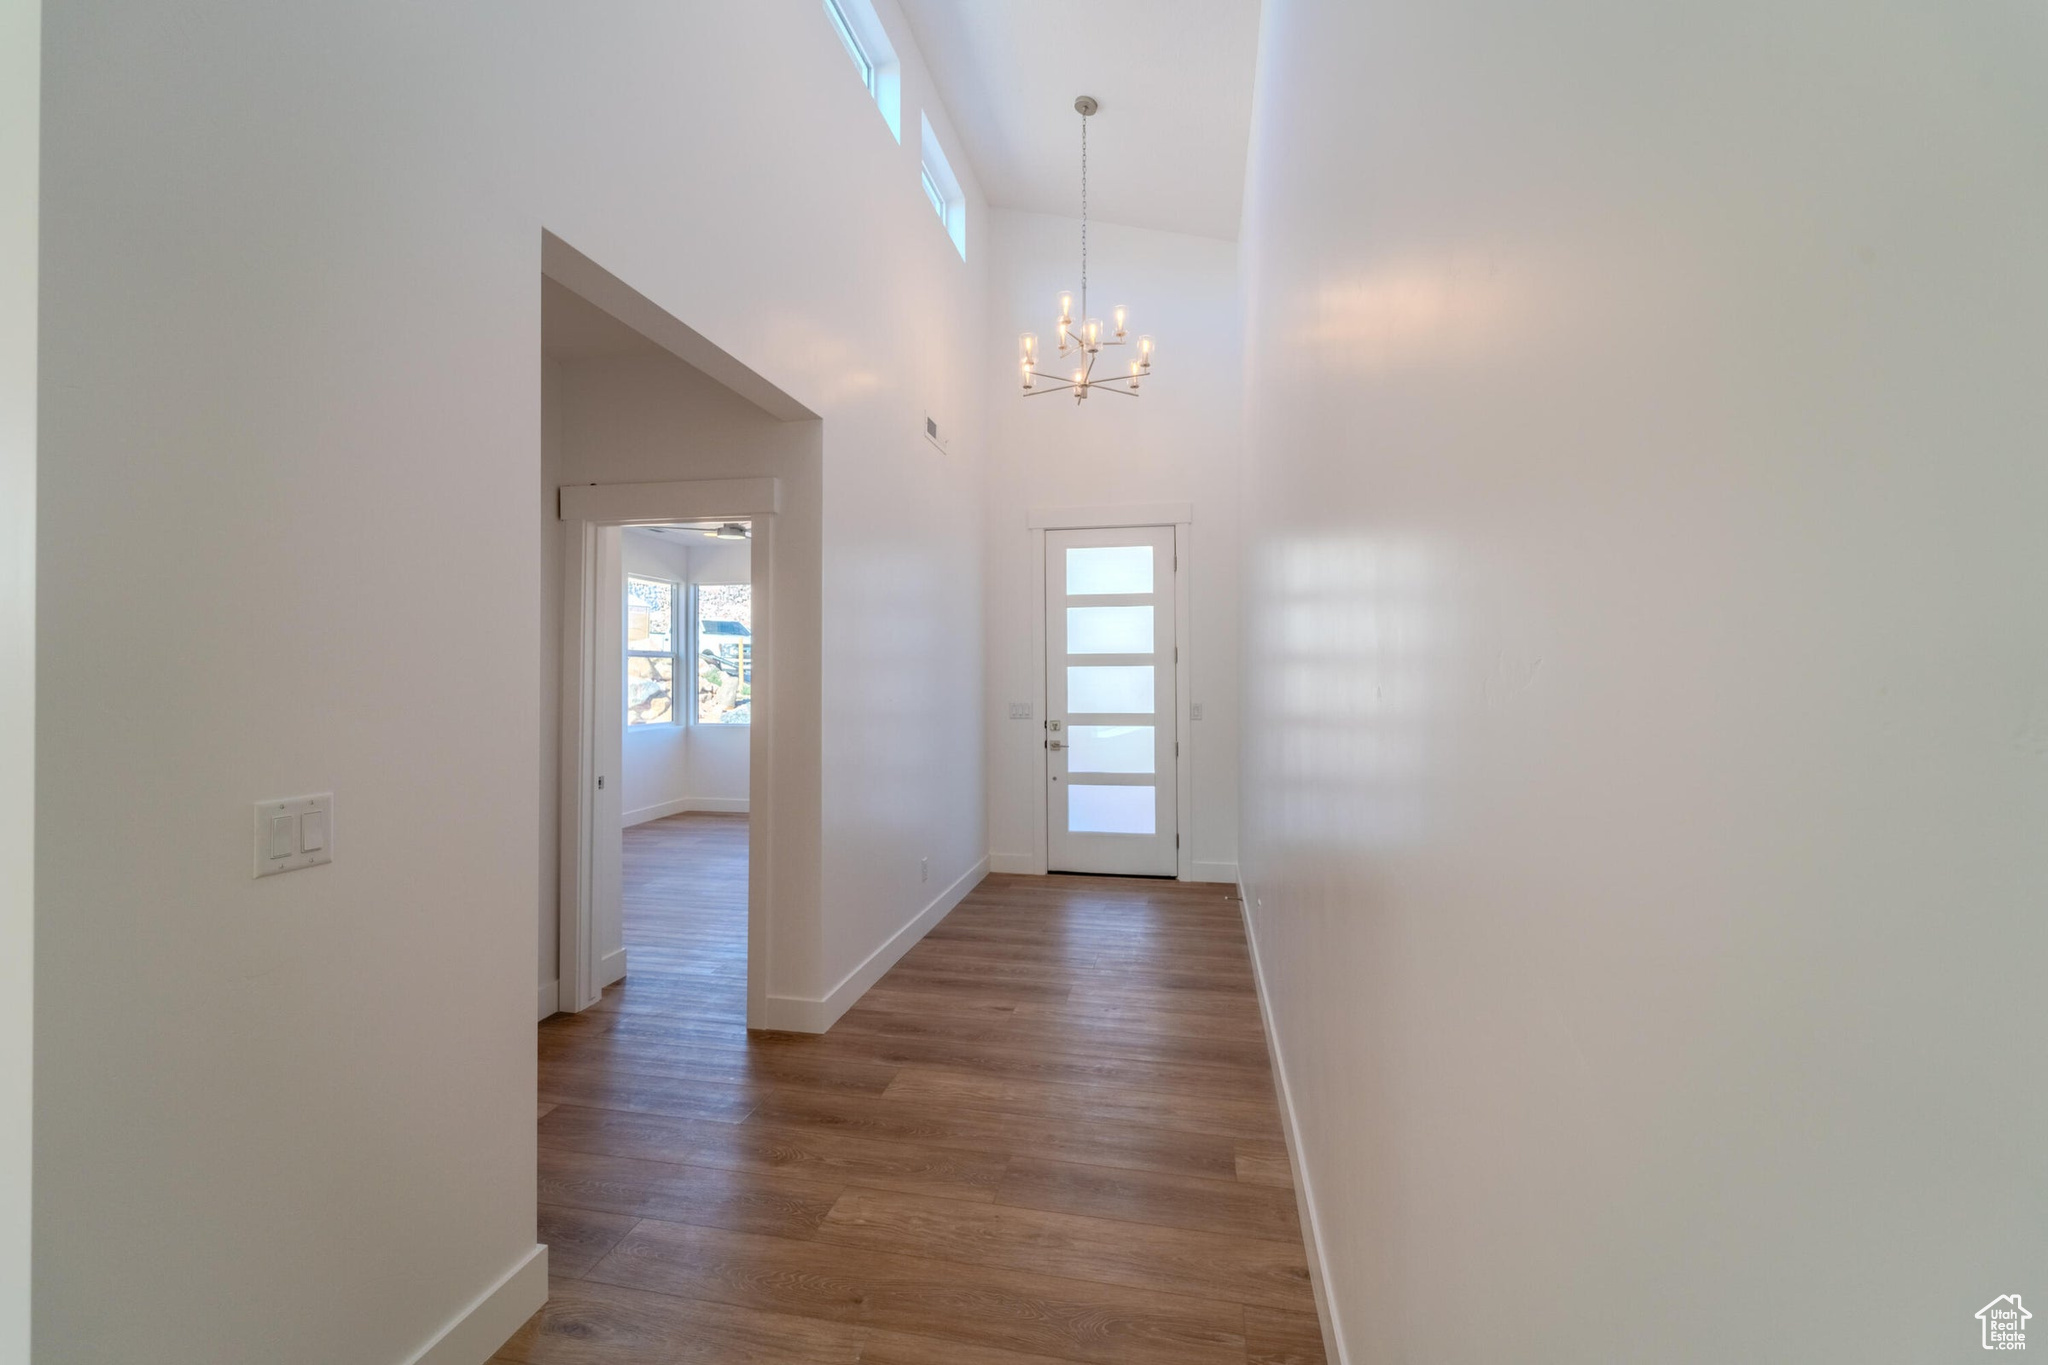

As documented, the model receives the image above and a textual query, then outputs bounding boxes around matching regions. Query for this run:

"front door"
[1044,526,1178,876]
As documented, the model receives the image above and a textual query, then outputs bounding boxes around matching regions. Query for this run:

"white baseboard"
[992,851,1231,881]
[623,796,692,826]
[623,795,749,827]
[535,979,558,1022]
[1238,875,1347,1365]
[598,947,627,988]
[753,856,989,1033]
[400,1242,547,1365]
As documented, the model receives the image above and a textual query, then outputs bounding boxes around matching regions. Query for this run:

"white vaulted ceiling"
[896,0,1263,242]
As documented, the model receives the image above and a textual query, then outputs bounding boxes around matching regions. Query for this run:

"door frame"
[1025,503,1194,880]
[558,477,781,1018]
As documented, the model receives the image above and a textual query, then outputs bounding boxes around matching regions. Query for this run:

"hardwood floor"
[503,812,1327,1365]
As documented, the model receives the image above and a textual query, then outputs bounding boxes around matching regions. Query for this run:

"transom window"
[819,0,900,141]
[919,113,967,260]
[823,0,873,95]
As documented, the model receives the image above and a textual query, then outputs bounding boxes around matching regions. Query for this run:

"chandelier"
[1019,96,1154,403]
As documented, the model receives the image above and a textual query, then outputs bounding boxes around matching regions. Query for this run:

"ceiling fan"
[648,523,750,540]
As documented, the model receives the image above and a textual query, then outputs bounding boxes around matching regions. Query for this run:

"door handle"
[1046,740,1065,750]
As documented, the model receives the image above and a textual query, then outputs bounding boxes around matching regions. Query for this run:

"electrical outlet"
[920,856,930,884]
[1008,702,1033,720]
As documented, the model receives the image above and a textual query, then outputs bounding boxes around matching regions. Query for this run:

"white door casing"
[1044,526,1179,876]
[592,528,624,986]
[558,477,780,1020]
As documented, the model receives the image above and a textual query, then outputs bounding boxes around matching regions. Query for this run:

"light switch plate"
[1008,702,1033,719]
[1190,702,1205,721]
[254,793,333,878]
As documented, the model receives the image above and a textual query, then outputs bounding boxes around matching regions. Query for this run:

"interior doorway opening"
[538,231,818,1029]
[611,521,757,1029]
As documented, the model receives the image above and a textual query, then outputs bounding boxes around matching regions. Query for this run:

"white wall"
[0,0,35,1353]
[38,2,986,1361]
[619,528,693,824]
[984,209,1241,880]
[1237,2,2048,1362]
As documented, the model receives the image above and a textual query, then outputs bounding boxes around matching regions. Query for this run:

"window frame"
[822,0,874,95]
[919,112,967,260]
[624,572,681,728]
[819,0,901,141]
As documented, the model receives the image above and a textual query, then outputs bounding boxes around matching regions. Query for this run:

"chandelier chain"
[1080,111,1088,319]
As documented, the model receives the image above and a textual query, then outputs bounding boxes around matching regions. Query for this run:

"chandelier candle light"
[1019,96,1155,402]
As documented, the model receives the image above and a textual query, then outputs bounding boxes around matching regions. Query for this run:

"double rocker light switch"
[254,793,334,877]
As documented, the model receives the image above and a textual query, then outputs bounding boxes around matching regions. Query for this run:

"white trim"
[987,852,1038,875]
[557,518,602,1013]
[535,979,558,1022]
[1027,502,1193,530]
[753,856,988,1033]
[1189,860,1238,884]
[599,946,627,988]
[683,796,749,814]
[399,1243,547,1365]
[1238,876,1346,1365]
[561,477,781,526]
[744,518,775,1031]
[1173,524,1193,881]
[623,796,693,827]
[1024,530,1049,875]
[619,795,746,827]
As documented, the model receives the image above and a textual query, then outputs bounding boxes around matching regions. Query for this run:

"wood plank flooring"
[502,812,1327,1365]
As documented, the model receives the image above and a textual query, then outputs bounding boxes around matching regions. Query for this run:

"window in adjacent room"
[820,0,901,140]
[695,584,753,726]
[625,574,678,726]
